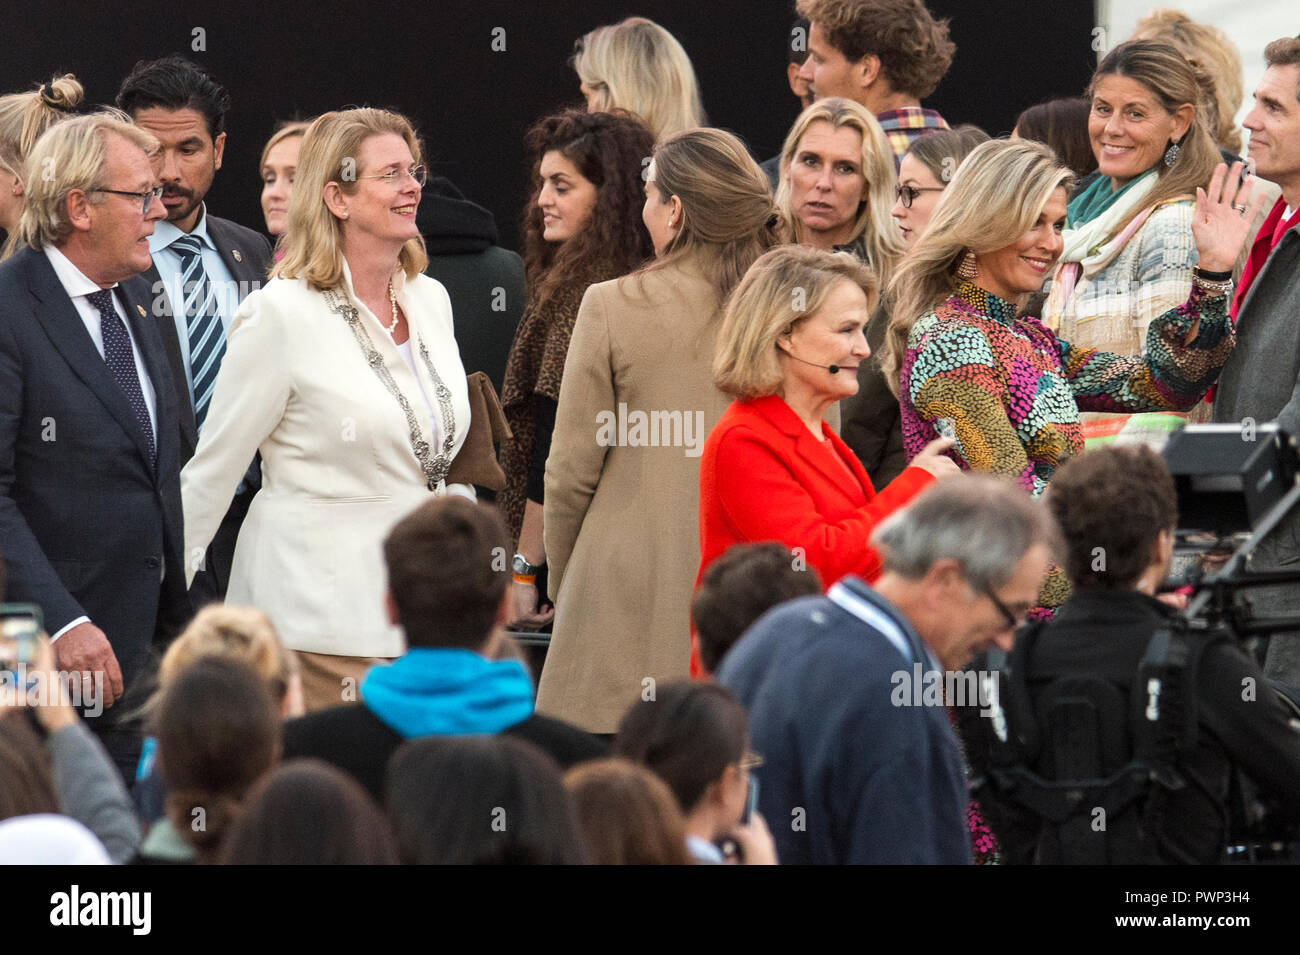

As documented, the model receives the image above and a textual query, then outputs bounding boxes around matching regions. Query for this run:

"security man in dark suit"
[117,56,273,605]
[0,113,191,779]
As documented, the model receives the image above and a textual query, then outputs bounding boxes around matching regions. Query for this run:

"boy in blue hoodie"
[281,497,604,799]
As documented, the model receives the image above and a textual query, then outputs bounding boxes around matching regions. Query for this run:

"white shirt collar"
[149,203,213,255]
[827,580,939,669]
[43,244,117,299]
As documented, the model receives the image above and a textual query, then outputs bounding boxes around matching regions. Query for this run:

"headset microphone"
[781,347,840,375]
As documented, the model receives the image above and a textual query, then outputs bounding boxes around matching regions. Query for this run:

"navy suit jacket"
[0,245,191,692]
[139,214,273,463]
[718,579,972,865]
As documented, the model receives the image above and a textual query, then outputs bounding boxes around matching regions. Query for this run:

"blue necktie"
[172,234,226,431]
[87,289,156,470]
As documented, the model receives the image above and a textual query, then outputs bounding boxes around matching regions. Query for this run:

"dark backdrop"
[4,0,1095,252]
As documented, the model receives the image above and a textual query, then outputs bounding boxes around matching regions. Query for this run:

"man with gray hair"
[717,475,1057,864]
[0,112,191,779]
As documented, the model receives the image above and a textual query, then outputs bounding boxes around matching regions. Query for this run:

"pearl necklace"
[386,281,400,336]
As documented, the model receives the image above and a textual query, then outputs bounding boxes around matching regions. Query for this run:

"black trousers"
[189,485,255,608]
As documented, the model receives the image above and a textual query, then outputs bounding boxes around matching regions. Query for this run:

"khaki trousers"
[295,650,392,713]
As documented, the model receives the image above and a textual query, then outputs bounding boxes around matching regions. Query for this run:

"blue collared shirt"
[147,205,242,405]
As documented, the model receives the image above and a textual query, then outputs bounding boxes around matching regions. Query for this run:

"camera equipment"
[1160,423,1300,861]
[1162,423,1300,641]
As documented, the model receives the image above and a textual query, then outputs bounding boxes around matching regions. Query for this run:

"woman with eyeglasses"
[614,681,778,865]
[181,108,475,712]
[840,124,988,486]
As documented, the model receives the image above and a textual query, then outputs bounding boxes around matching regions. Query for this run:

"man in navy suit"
[0,112,191,779]
[117,56,274,605]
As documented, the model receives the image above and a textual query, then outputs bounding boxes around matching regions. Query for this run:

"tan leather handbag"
[447,371,512,491]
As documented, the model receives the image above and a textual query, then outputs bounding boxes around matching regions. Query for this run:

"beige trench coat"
[539,260,732,732]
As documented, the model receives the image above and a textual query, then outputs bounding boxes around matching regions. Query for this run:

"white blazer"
[181,262,471,657]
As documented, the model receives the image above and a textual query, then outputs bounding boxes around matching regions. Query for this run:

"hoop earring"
[1164,138,1181,167]
[957,250,979,280]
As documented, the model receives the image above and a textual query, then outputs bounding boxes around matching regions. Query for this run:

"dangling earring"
[957,250,979,280]
[1164,137,1181,168]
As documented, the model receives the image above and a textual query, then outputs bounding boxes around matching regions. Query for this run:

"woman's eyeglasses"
[895,183,946,208]
[358,164,428,187]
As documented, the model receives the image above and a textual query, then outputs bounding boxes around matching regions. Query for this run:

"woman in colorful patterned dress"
[882,138,1263,503]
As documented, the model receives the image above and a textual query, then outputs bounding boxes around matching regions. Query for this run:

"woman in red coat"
[694,246,958,673]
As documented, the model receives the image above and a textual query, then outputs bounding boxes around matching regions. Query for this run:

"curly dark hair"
[521,109,655,308]
[796,0,955,100]
[1046,445,1178,591]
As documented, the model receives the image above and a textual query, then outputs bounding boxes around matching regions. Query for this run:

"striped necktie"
[86,289,156,470]
[172,234,226,431]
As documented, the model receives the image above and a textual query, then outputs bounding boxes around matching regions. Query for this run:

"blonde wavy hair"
[11,110,157,253]
[271,108,427,290]
[714,245,878,400]
[573,16,705,141]
[882,139,1073,396]
[776,97,902,278]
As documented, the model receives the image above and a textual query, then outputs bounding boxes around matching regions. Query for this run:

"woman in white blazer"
[181,108,471,711]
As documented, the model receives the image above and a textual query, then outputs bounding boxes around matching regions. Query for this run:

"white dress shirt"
[42,245,159,642]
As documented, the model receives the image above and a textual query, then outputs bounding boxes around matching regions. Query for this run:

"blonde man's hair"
[714,244,878,400]
[12,110,158,252]
[158,604,297,703]
[573,16,705,141]
[1132,9,1244,154]
[882,139,1073,395]
[271,108,428,290]
[776,97,903,278]
[0,74,84,179]
[640,127,779,304]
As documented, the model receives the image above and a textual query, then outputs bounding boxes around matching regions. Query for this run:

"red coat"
[692,394,935,674]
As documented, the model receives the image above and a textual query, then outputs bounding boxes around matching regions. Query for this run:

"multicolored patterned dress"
[900,280,1234,498]
[902,279,1233,863]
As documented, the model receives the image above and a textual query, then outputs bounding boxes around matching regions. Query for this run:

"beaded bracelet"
[1192,267,1233,295]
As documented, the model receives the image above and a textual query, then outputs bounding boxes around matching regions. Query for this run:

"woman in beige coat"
[540,128,779,732]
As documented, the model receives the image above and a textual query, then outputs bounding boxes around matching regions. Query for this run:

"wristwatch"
[512,553,541,582]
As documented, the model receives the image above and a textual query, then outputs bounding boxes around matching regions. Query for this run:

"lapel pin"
[233,249,243,262]
[136,304,146,317]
